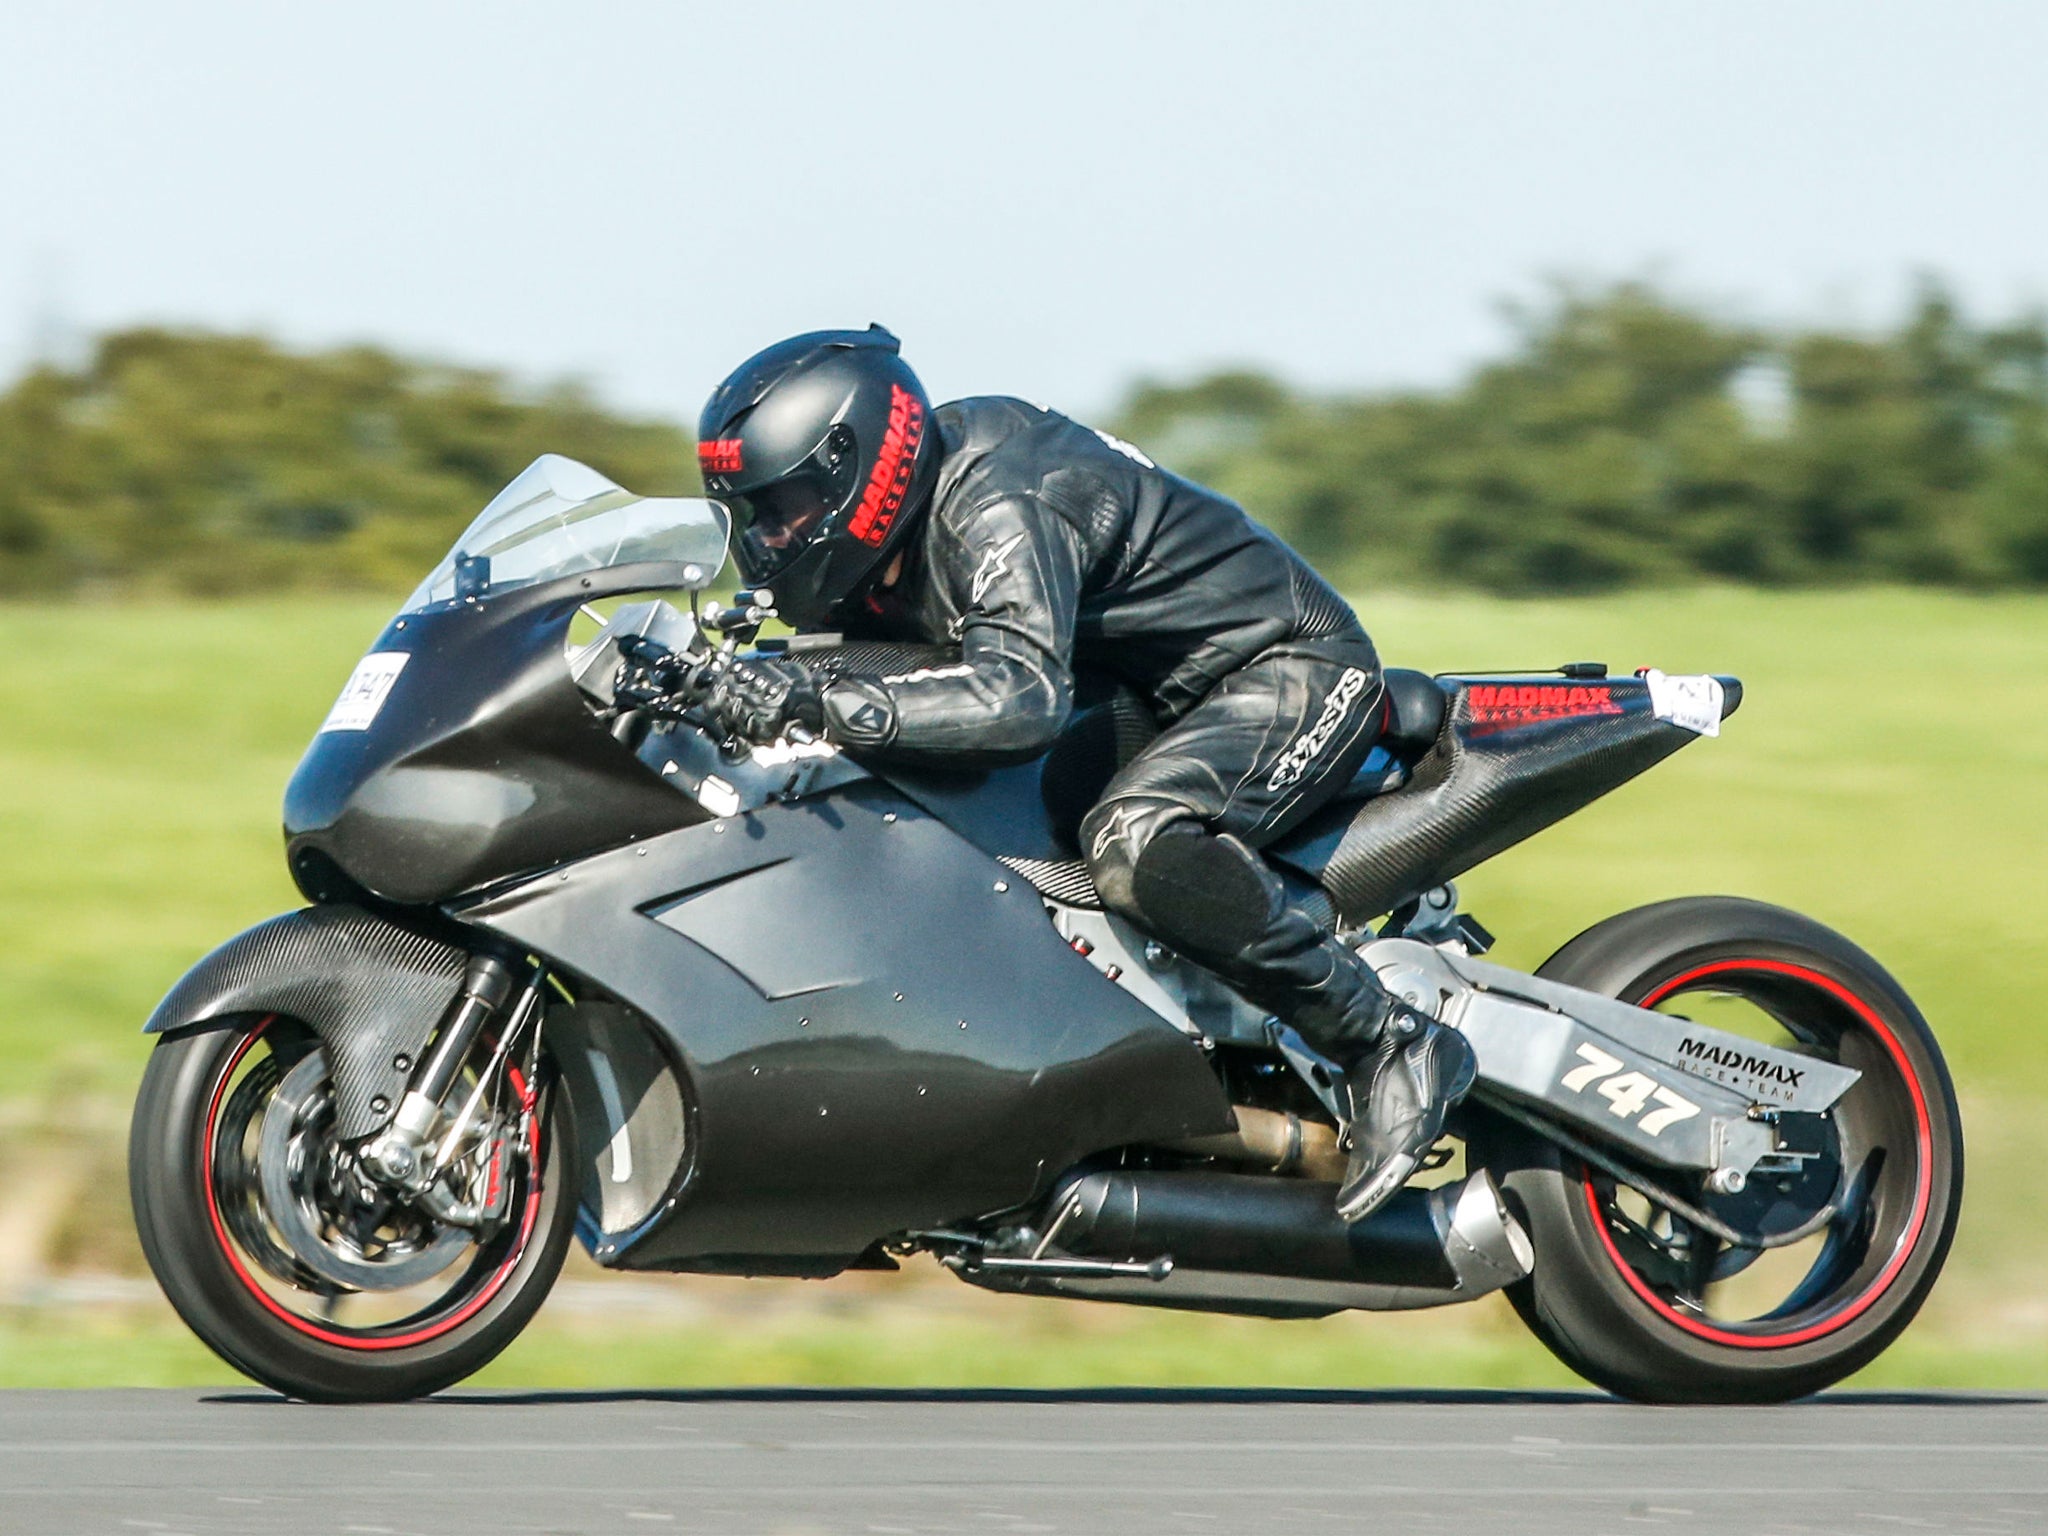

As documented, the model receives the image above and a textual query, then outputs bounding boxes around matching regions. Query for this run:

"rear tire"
[130,1014,578,1403]
[1473,897,1962,1403]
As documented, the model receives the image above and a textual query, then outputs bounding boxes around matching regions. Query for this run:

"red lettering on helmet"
[846,386,925,546]
[698,439,745,475]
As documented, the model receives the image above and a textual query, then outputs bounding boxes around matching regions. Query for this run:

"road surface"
[1,1388,2041,1534]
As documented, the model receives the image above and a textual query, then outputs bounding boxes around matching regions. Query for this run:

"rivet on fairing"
[958,1020,969,1030]
[883,812,898,823]
[993,881,1009,893]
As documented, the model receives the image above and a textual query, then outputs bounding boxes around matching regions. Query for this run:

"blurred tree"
[4,288,2047,599]
[1109,280,2048,595]
[0,329,693,597]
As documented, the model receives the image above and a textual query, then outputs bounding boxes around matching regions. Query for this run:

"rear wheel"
[1474,897,1962,1403]
[130,1013,577,1402]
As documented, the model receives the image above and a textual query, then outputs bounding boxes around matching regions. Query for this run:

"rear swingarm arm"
[1476,1093,1838,1252]
[1361,938,1860,1185]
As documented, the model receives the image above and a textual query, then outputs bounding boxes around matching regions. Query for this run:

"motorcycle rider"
[692,325,1475,1223]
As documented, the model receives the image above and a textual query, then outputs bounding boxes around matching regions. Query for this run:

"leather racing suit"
[791,396,1402,1067]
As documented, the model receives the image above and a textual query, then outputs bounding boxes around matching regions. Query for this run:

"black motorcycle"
[130,455,1963,1403]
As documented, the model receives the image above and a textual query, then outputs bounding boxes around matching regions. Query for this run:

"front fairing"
[285,562,713,905]
[286,456,739,904]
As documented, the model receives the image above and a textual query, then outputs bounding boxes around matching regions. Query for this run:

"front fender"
[144,904,469,1139]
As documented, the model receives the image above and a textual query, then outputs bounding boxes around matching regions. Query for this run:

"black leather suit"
[804,397,1396,1055]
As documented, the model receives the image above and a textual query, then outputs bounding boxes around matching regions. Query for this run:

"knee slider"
[1129,825,1283,960]
[1079,794,1183,903]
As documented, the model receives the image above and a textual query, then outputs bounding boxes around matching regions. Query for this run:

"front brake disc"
[258,1051,469,1292]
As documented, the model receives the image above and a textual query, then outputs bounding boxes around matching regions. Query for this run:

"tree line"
[2,281,2045,598]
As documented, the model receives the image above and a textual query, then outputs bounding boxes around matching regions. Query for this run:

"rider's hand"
[612,634,704,713]
[705,655,825,745]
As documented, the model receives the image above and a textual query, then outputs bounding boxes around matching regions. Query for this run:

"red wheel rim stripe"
[202,1018,544,1352]
[1581,958,1935,1350]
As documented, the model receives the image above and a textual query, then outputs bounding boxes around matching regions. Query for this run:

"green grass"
[2,586,2045,1386]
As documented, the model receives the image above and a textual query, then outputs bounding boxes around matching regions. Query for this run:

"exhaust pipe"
[960,1168,1533,1318]
[1165,1105,1349,1182]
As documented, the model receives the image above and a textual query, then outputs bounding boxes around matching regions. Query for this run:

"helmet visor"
[732,472,840,582]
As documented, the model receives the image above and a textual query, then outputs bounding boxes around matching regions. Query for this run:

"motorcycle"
[129,454,1963,1403]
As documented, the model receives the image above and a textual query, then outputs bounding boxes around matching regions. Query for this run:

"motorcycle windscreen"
[404,454,732,611]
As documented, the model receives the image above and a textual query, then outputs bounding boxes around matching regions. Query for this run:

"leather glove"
[704,655,825,745]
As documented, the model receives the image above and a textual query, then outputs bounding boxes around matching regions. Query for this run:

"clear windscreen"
[404,454,731,611]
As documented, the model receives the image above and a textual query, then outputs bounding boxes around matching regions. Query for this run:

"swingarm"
[1362,938,1860,1191]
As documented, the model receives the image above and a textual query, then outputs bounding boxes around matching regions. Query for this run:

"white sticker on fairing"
[1643,669,1724,737]
[319,652,410,733]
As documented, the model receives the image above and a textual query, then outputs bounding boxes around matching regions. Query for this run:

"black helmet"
[697,325,938,627]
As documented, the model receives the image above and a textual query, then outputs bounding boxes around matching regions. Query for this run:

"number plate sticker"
[1561,1041,1701,1136]
[320,652,410,733]
[1642,669,1724,737]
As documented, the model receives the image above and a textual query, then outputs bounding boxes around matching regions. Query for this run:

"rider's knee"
[1079,794,1188,921]
[1082,797,1280,962]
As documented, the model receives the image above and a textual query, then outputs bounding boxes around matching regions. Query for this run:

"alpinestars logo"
[969,532,1028,606]
[845,386,925,547]
[1267,668,1371,793]
[1089,804,1143,863]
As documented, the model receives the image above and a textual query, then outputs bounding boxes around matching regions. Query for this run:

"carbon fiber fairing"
[143,904,468,1138]
[997,855,1105,907]
[779,637,960,678]
[1270,674,1739,923]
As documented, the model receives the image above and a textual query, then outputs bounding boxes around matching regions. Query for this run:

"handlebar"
[609,633,816,748]
[613,632,714,710]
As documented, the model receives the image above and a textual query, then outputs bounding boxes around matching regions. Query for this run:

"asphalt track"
[1,1388,2042,1535]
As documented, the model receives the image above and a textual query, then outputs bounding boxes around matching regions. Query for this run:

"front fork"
[358,953,544,1229]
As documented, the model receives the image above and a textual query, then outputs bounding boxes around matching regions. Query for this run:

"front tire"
[1474,897,1963,1403]
[130,1014,578,1402]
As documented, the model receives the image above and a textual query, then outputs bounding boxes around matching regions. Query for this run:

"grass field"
[1,586,2045,1387]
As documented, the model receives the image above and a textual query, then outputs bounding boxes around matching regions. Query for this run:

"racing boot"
[1329,997,1477,1224]
[1114,817,1478,1223]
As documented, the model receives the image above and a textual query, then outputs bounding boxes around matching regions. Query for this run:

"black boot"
[1116,819,1478,1220]
[1331,1005,1478,1224]
[1228,928,1479,1223]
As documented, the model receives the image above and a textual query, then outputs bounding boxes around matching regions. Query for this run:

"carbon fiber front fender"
[143,904,469,1138]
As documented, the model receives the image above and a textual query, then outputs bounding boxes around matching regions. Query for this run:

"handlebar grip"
[616,633,673,666]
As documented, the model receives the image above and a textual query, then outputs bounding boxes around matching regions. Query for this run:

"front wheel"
[130,1013,577,1402]
[1472,897,1963,1403]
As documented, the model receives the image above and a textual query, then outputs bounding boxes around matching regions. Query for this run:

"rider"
[692,325,1476,1223]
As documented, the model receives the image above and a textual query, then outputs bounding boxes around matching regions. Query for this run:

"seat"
[1381,668,1448,754]
[1336,669,1447,801]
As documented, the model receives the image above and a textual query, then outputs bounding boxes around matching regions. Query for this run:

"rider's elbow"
[978,668,1072,761]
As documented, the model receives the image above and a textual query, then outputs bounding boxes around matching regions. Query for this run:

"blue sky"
[4,1,2045,420]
